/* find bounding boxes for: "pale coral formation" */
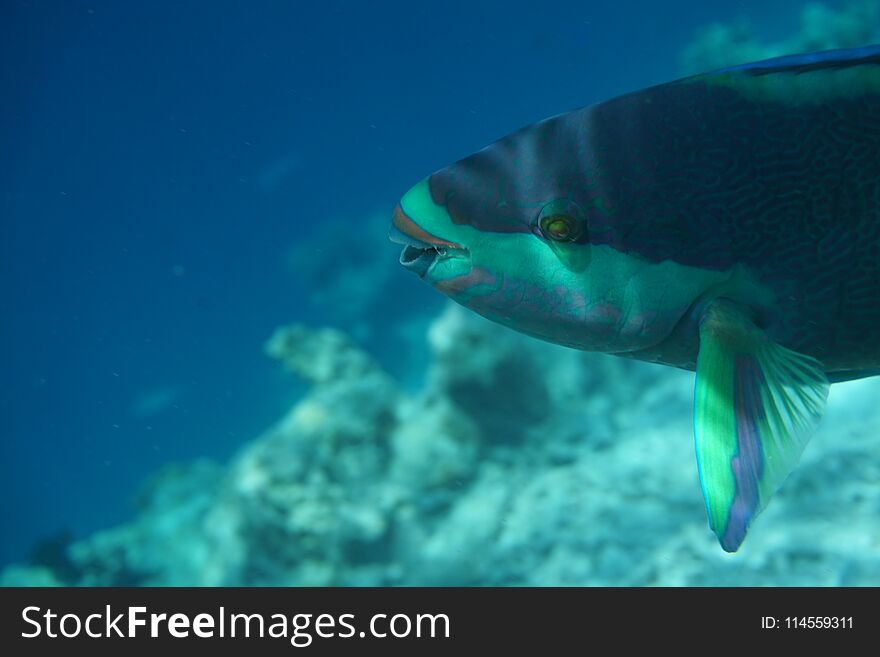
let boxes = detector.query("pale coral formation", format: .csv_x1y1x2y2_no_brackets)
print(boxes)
4,305,880,586
680,0,880,75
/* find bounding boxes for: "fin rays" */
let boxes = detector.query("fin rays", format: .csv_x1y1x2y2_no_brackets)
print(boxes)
695,301,829,551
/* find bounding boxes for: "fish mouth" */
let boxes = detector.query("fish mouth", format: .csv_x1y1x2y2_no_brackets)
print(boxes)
389,203,465,278
389,224,444,278
398,241,439,277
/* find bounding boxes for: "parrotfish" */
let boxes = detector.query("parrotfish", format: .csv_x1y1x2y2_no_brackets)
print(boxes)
390,45,880,552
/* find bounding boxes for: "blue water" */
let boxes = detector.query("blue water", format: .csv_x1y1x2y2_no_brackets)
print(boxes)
2,0,811,567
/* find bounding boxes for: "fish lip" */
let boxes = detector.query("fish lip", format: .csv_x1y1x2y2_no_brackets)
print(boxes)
388,205,468,278
390,203,464,250
390,225,461,278
388,223,433,249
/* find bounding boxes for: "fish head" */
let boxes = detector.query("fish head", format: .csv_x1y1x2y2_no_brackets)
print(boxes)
390,115,723,353
389,163,615,350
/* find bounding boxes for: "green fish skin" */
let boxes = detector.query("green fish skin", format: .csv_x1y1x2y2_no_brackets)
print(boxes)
390,45,880,552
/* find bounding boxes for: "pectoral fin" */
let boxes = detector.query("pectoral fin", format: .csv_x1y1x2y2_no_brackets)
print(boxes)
694,300,829,552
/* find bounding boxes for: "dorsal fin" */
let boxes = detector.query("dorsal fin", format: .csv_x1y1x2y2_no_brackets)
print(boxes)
715,44,880,77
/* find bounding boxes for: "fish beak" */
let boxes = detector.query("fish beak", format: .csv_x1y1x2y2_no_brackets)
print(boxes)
389,203,463,278
397,240,439,278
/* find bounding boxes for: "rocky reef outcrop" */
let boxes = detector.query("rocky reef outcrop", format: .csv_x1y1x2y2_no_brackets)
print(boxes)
5,304,879,586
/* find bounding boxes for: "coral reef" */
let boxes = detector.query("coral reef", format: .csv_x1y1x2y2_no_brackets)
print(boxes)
5,304,880,586
680,0,880,75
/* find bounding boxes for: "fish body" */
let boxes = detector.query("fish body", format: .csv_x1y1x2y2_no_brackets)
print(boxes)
391,45,880,551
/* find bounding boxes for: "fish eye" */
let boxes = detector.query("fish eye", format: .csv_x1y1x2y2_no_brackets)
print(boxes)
536,200,585,243
540,214,579,242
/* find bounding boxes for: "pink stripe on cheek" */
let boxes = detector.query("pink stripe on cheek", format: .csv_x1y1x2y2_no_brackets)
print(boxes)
589,302,622,324
434,267,498,296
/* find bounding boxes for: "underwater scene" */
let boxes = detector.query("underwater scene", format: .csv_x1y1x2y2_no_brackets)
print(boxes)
3,0,880,586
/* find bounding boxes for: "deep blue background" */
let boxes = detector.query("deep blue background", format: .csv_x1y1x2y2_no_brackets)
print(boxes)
1,0,803,566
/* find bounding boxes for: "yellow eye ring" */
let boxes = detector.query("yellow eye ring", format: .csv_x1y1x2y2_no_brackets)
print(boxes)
536,200,587,244
540,214,581,242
